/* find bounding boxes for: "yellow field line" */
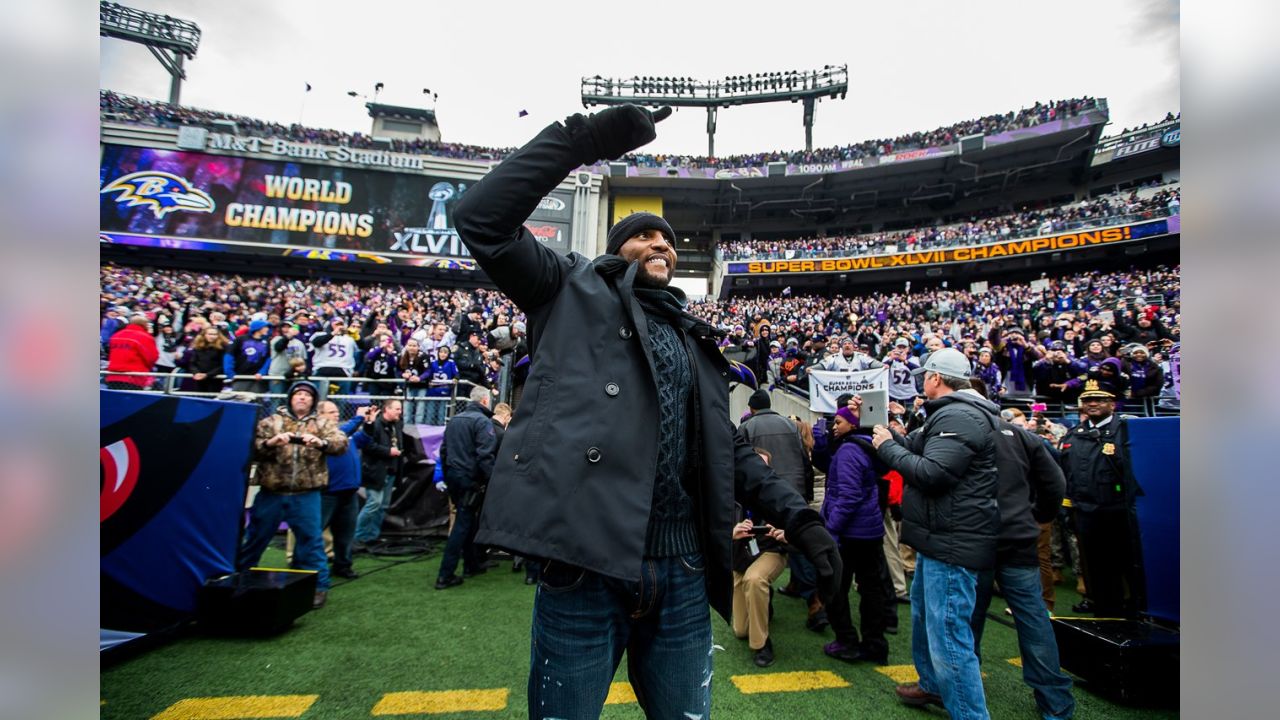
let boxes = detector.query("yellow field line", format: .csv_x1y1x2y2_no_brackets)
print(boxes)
875,665,920,684
730,670,850,694
605,682,637,705
248,567,317,575
150,695,318,720
372,689,509,715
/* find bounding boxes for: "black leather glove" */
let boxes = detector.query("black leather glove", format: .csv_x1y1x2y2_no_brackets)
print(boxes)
789,521,842,607
565,104,672,164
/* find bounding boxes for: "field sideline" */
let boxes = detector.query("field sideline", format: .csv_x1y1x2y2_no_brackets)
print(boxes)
101,542,1177,719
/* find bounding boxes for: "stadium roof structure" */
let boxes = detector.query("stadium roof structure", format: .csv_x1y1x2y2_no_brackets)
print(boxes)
583,67,849,156
365,102,438,124
99,1,201,104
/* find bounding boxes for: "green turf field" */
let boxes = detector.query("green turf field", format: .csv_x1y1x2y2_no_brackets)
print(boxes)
101,542,1177,719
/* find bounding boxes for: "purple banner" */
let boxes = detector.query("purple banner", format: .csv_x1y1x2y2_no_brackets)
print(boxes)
99,232,479,270
624,165,768,179
984,109,1109,147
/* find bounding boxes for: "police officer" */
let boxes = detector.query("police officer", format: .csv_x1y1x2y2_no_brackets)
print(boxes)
1058,379,1143,617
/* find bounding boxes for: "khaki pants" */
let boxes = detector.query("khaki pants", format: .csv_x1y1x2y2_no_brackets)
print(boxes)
1037,522,1055,612
732,552,787,651
882,509,908,598
286,527,334,563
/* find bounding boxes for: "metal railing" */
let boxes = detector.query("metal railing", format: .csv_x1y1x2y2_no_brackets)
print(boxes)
100,371,495,425
767,377,1178,421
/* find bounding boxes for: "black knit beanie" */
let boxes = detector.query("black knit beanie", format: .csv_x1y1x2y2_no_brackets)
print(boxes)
606,212,675,255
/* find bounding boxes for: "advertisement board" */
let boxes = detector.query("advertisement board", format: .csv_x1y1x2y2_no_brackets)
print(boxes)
726,217,1175,275
99,144,573,260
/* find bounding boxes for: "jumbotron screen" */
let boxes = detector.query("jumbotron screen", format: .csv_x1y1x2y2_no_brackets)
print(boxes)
98,144,574,261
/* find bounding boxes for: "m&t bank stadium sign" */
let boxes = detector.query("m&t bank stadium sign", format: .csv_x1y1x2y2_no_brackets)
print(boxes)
176,127,430,171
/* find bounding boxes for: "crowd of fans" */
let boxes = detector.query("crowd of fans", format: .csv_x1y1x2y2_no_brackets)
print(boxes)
101,261,1180,416
692,264,1181,411
100,91,514,160
101,90,1098,169
1103,111,1180,141
720,186,1179,260
99,265,529,423
627,98,1101,169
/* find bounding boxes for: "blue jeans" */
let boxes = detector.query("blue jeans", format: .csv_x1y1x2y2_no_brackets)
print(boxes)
425,393,449,425
788,548,817,600
353,476,396,543
972,563,1075,719
405,386,429,425
528,553,712,720
322,489,359,573
267,379,289,411
237,490,329,591
911,553,989,720
437,488,480,580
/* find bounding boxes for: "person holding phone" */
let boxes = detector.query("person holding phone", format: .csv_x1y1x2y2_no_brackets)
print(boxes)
731,489,789,667
238,380,348,609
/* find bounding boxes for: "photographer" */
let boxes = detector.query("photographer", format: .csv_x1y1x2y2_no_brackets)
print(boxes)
988,323,1042,398
237,381,348,609
731,505,788,667
352,399,404,548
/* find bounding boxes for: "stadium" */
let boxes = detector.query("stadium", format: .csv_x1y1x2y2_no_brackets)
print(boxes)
99,3,1180,719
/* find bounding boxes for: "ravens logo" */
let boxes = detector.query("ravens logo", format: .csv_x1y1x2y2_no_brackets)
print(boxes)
101,171,215,219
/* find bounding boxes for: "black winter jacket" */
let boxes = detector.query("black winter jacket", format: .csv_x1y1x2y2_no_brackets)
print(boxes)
359,415,402,491
453,119,819,621
992,421,1066,566
1059,416,1138,513
876,389,1001,571
443,401,497,492
736,409,812,501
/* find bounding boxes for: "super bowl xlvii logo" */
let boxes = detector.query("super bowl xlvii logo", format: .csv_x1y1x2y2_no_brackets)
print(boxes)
390,181,472,256
100,171,215,219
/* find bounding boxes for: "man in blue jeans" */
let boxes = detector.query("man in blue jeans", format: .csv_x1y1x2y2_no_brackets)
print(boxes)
353,399,403,547
871,348,1001,719
454,104,843,719
970,398,1076,719
238,381,348,609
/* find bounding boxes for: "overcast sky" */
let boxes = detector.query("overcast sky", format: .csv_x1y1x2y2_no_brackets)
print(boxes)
100,0,1179,157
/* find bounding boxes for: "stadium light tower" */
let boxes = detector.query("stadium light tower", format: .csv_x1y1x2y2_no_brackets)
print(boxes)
99,1,201,104
581,66,848,157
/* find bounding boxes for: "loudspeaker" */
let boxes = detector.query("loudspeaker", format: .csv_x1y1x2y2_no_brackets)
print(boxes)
197,569,317,636
1052,618,1178,705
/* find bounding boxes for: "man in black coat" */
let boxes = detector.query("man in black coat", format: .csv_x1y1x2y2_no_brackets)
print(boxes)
870,348,1000,718
453,104,841,719
435,386,497,589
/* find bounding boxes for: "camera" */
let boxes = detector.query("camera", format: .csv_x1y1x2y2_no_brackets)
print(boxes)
750,525,773,537
288,434,306,444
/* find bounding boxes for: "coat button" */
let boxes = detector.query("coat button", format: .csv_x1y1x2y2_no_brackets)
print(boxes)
619,326,633,339
513,453,519,461
605,382,620,397
586,447,602,463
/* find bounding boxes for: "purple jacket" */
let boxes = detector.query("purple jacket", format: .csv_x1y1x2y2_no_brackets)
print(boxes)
820,437,884,540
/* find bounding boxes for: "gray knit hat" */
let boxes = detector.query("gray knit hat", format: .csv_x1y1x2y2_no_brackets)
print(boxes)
606,212,675,255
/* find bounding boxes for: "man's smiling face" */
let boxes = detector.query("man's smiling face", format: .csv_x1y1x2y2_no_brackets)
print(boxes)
618,228,677,288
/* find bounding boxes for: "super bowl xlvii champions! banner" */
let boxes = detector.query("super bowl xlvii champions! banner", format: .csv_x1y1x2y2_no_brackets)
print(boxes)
807,368,888,414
